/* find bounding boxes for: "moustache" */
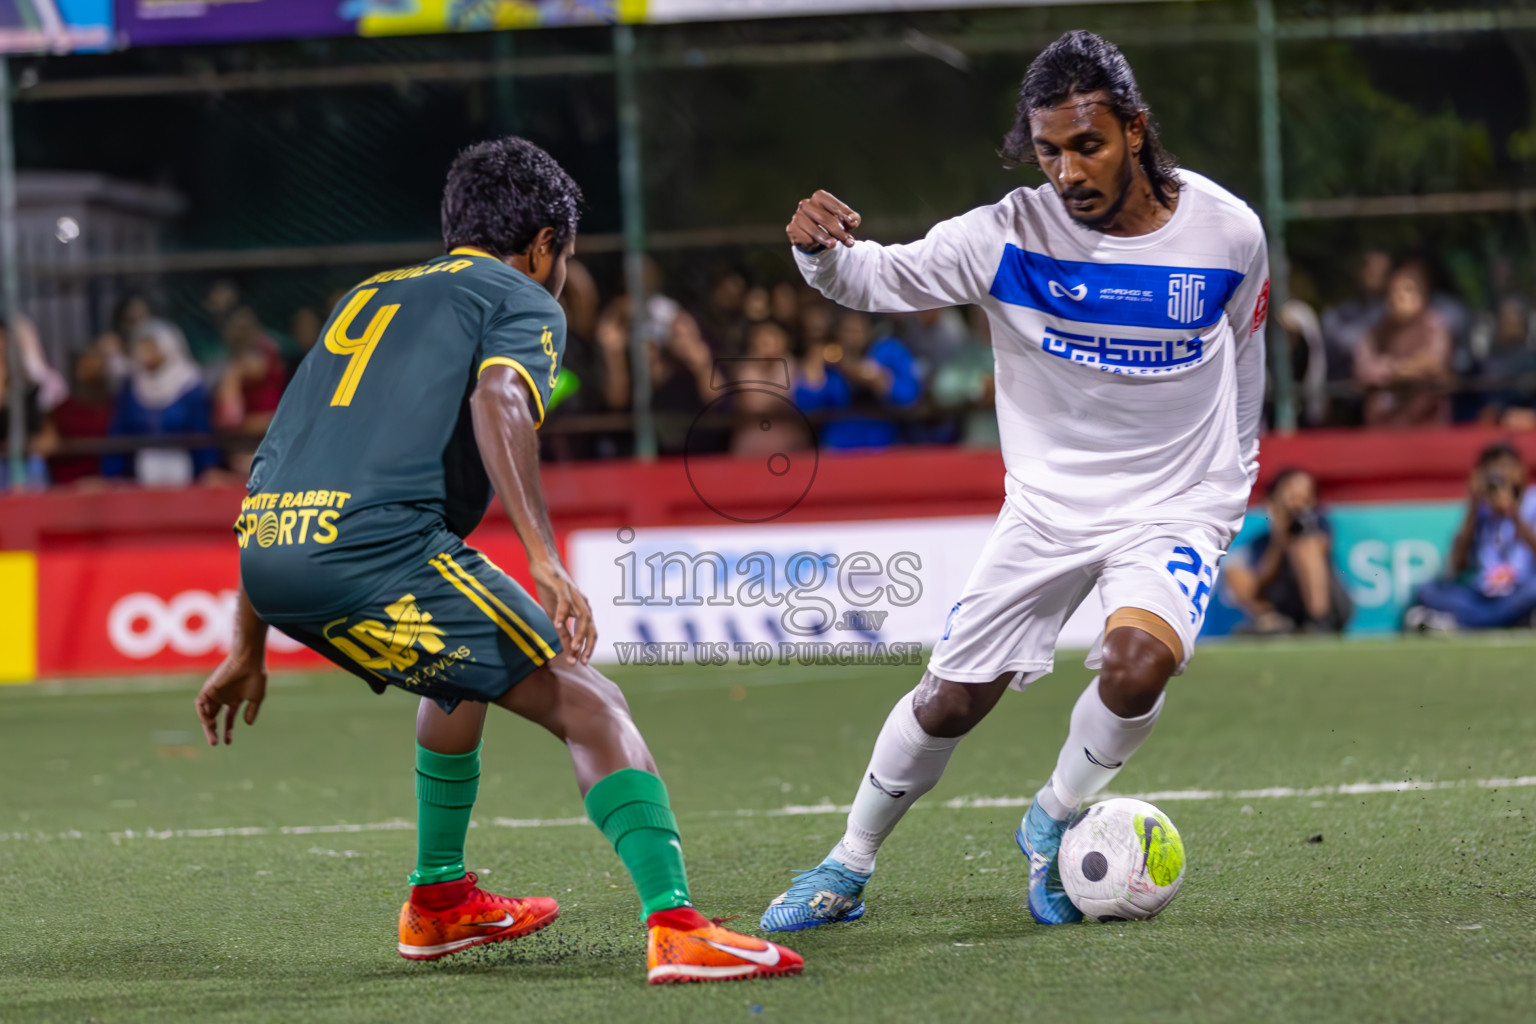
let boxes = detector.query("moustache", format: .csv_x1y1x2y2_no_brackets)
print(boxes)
1060,188,1102,202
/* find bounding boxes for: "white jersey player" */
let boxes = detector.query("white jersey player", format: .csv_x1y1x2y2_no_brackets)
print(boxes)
761,30,1269,931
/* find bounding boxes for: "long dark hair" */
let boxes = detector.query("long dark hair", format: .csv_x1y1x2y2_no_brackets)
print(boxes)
999,30,1180,209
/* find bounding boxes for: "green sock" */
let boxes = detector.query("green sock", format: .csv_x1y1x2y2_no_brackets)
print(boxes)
584,768,692,921
408,743,481,887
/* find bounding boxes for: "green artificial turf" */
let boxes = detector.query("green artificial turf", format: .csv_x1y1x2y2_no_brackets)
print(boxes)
2,637,1533,1023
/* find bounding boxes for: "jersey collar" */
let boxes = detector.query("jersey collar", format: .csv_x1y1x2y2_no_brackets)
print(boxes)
449,246,498,260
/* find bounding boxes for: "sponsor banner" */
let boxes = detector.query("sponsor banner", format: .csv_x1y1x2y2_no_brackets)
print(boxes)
114,0,636,47
114,0,1169,49
0,552,38,682
1,0,111,53
34,527,541,677
567,516,1108,666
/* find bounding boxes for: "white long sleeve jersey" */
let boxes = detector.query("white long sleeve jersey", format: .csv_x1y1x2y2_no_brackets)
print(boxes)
796,170,1269,540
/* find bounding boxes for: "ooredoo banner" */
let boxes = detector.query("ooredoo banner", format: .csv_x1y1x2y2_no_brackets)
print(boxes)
34,528,543,677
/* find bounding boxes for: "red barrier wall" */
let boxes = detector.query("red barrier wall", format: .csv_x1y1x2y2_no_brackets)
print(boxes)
3,427,1530,552
5,428,1530,678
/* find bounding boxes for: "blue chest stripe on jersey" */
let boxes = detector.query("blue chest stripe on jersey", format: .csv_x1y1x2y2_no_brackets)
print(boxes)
1043,327,1204,373
987,244,1243,331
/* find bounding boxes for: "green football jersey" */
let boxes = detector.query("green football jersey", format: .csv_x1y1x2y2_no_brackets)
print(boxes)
237,247,566,621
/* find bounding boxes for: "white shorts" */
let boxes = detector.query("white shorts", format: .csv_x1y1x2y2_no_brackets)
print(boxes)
927,501,1229,690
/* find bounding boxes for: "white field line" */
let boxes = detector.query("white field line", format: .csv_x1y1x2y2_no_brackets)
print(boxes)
0,776,1528,846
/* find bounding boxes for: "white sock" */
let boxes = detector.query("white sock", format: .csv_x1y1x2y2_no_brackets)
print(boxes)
830,690,960,874
1039,676,1164,819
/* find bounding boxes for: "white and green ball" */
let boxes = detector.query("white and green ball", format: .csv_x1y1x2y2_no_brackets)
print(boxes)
1057,797,1185,921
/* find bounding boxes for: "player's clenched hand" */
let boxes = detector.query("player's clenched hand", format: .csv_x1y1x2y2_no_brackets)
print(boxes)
787,190,861,254
194,656,267,747
532,559,597,665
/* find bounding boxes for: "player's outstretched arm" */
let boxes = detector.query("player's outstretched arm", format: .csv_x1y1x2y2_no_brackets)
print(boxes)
194,585,268,746
787,188,999,314
470,364,596,665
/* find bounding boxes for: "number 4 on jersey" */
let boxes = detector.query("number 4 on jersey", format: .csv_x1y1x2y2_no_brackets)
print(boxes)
325,288,401,407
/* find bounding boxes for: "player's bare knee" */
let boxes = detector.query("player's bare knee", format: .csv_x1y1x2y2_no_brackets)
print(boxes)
1099,629,1175,717
911,672,1008,738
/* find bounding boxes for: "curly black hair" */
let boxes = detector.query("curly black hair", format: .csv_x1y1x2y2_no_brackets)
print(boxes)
441,136,583,257
999,30,1180,209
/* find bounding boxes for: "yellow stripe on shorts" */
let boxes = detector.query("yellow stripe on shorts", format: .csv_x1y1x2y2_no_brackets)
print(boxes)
429,555,545,665
440,553,557,661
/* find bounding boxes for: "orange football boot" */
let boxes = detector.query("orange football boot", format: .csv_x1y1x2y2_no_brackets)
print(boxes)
397,873,559,960
646,907,804,984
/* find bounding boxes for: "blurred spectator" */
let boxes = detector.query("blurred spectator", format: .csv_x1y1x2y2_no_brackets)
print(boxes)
1406,442,1536,631
595,294,719,455
769,281,800,332
4,313,68,412
795,311,921,451
287,305,324,375
730,320,813,457
48,340,115,485
1474,295,1536,430
103,321,219,487
1223,468,1352,634
1354,262,1454,427
0,323,58,489
897,307,971,381
546,259,610,460
214,306,288,439
97,294,188,392
699,269,749,357
930,310,999,448
1321,248,1391,380
743,284,772,328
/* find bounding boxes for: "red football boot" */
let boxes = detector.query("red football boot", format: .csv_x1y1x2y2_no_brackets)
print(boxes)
646,907,804,984
397,873,559,960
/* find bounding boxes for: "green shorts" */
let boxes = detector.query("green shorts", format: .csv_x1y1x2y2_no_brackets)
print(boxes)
271,541,561,714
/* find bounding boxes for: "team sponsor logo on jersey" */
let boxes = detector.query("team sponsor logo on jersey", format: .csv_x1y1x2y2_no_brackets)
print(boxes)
1167,273,1207,324
324,594,447,673
1041,327,1206,375
988,245,1242,331
1252,278,1270,334
236,490,349,549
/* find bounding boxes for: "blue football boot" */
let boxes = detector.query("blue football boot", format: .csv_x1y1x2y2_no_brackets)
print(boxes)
760,856,870,932
1015,801,1083,925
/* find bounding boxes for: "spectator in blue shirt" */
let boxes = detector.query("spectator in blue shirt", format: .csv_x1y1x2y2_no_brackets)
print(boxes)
102,321,220,486
794,311,920,450
1408,442,1536,630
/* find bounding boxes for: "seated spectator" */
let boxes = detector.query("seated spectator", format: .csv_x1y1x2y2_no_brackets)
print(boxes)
96,293,179,392
594,294,719,456
1406,442,1536,631
1354,262,1454,427
730,320,813,457
699,268,749,357
1475,296,1536,430
930,310,999,449
1223,468,1353,634
1321,248,1390,379
795,311,920,451
48,340,115,485
897,307,972,381
103,322,219,487
0,322,58,489
214,306,288,439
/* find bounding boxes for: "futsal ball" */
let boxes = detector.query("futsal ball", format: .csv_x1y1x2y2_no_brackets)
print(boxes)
1057,798,1185,921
